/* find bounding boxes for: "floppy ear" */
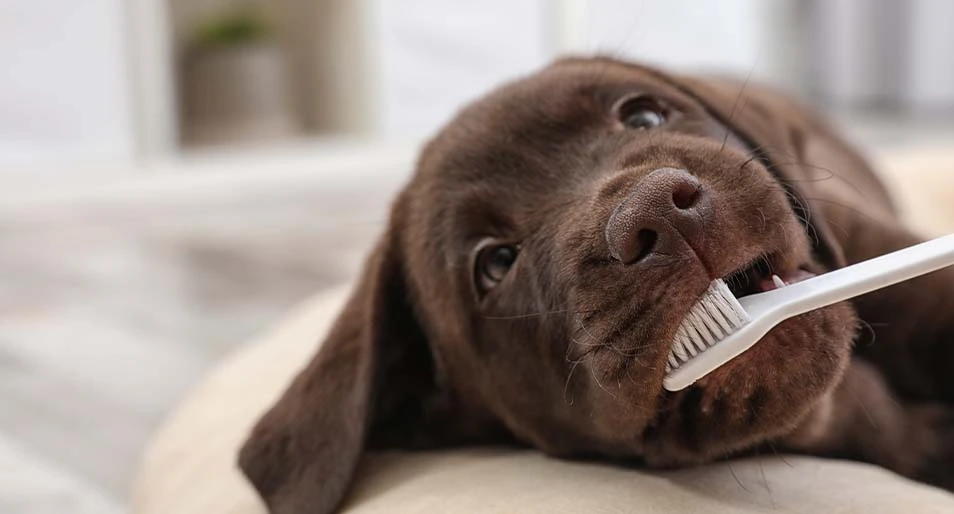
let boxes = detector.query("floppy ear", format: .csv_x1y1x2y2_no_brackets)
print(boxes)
237,198,441,514
664,74,851,269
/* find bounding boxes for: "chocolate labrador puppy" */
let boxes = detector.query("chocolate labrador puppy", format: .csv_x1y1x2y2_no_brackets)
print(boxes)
239,57,954,513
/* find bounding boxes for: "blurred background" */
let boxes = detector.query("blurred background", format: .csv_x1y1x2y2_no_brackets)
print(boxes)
2,0,954,512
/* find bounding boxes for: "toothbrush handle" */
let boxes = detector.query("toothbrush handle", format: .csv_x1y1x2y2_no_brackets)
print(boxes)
781,233,954,314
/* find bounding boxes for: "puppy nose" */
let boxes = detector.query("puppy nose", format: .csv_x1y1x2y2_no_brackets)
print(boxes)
605,168,711,265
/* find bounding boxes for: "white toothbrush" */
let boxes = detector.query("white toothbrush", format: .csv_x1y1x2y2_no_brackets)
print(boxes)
663,233,954,392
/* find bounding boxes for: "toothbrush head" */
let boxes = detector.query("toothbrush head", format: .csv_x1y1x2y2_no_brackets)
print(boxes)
664,279,750,391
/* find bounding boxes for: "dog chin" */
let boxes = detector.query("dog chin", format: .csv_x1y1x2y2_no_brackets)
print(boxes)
692,301,855,427
633,302,854,468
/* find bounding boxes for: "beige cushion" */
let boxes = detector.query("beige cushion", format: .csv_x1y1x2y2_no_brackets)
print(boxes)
875,147,954,237
131,147,954,514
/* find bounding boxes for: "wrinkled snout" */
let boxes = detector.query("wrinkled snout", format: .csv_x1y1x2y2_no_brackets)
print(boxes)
605,167,713,266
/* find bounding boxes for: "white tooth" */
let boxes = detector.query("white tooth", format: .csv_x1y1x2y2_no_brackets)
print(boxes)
772,274,786,289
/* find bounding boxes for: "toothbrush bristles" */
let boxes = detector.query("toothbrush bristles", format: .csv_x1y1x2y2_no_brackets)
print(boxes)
665,279,750,373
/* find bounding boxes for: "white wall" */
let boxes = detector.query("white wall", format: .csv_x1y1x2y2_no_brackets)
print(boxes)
0,0,135,168
585,0,771,75
372,0,786,140
905,0,954,111
374,0,553,139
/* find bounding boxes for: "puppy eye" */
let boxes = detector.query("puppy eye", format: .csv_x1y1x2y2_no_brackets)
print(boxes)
475,243,518,292
617,95,668,129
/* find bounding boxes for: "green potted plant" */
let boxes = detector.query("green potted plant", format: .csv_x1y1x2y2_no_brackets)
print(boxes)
181,9,299,146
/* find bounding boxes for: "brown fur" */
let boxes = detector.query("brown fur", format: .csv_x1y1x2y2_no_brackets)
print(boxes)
238,57,954,514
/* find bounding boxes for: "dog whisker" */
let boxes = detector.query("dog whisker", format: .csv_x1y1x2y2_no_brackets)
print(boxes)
727,461,752,493
756,449,776,509
766,441,795,468
588,360,619,401
484,308,574,320
563,357,584,405
720,73,754,154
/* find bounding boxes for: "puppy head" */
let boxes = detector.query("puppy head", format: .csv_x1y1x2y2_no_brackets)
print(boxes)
239,57,857,513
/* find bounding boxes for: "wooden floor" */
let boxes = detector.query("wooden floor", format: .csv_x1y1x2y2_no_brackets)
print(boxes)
1,117,953,512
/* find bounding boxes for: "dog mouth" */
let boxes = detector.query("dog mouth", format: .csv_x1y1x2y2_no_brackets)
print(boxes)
722,254,816,298
660,253,818,384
